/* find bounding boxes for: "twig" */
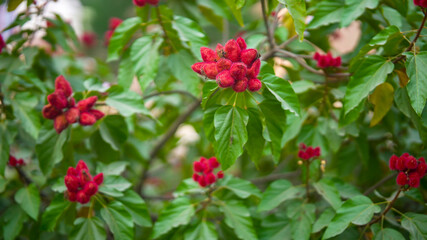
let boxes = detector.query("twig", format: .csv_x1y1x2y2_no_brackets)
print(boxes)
363,173,397,196
143,90,198,100
15,167,31,186
260,0,275,48
369,187,402,226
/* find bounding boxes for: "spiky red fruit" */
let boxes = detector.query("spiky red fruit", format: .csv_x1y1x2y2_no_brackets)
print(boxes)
104,30,113,46
208,157,219,168
9,155,17,166
216,44,225,58
76,190,90,204
236,37,247,50
55,75,73,97
217,171,224,179
233,78,248,92
42,104,62,119
81,32,97,48
241,49,258,66
54,114,69,133
193,161,204,172
192,173,200,182
89,109,104,120
77,96,98,112
246,59,261,79
206,172,216,184
146,0,159,5
0,35,5,53
67,167,78,176
133,0,146,7
48,92,68,110
191,62,205,74
66,190,77,202
408,172,420,188
79,112,96,126
406,156,418,170
198,175,207,187
65,107,80,124
64,175,80,192
216,58,232,72
84,181,98,196
224,39,241,62
230,63,247,80
79,169,92,186
200,47,218,62
93,173,104,185
216,70,235,88
389,155,398,170
202,62,218,79
248,78,262,92
76,160,89,172
396,172,408,186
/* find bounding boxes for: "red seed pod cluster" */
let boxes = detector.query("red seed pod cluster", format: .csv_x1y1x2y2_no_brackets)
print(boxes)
104,17,123,46
64,160,104,204
80,32,97,48
191,37,262,92
0,35,5,54
8,155,25,167
313,52,342,69
414,0,427,8
133,0,159,7
192,157,224,187
389,153,426,188
42,75,104,134
298,143,321,160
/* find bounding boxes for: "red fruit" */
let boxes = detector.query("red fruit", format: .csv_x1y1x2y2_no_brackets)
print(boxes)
333,57,342,67
200,157,208,163
192,173,200,182
217,171,224,179
202,62,218,79
216,44,225,58
216,58,232,72
241,49,258,66
93,173,104,185
230,63,247,80
79,112,96,125
89,109,104,120
76,160,89,171
203,164,213,174
54,114,69,134
0,35,5,53
313,52,321,61
200,47,218,62
208,157,220,168
84,181,98,196
396,172,408,186
298,150,309,160
317,56,327,68
68,97,76,108
418,157,425,163
417,162,427,177
396,156,407,171
306,147,314,158
299,143,307,150
109,17,123,30
216,70,235,88
79,169,92,186
81,32,97,48
76,190,90,204
133,0,146,7
67,167,78,176
64,175,80,192
191,62,205,74
104,30,113,46
206,172,216,184
224,39,241,62
408,172,420,188
55,75,73,97
77,96,98,112
17,159,25,166
233,78,248,92
9,155,17,166
406,156,418,170
248,78,262,92
66,190,77,202
48,92,68,110
42,104,62,120
193,161,204,172
246,59,261,79
389,155,398,170
198,175,207,187
65,107,80,124
146,0,159,5
236,37,247,50
313,147,321,157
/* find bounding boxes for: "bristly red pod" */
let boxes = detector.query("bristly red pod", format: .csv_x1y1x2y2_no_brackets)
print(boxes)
248,78,262,92
216,43,225,58
76,190,90,204
79,112,97,126
224,39,241,62
241,49,259,66
42,104,62,119
202,62,219,79
246,59,261,79
133,0,146,7
109,17,123,30
200,47,218,62
216,58,232,73
216,70,235,88
55,75,73,97
230,63,247,80
65,107,80,124
232,78,248,92
48,91,68,110
77,96,98,112
89,109,105,120
191,62,205,74
146,0,159,5
93,173,104,185
54,114,69,133
236,37,247,50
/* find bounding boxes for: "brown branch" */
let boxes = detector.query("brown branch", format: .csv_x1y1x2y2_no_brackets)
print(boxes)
368,187,402,226
15,166,32,186
260,0,275,48
363,173,397,196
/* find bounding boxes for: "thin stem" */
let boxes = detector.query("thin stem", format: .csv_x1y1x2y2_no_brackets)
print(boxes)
260,0,275,48
369,187,402,226
363,173,397,196
15,167,31,186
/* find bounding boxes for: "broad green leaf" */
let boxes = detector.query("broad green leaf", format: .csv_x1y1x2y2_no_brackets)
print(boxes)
0,125,10,175
14,184,41,220
224,0,244,26
259,214,292,240
369,82,394,126
100,201,134,240
373,228,405,240
117,190,152,227
342,0,379,27
98,186,124,197
258,180,305,212
307,0,344,29
219,200,257,240
108,17,142,61
401,212,427,240
405,52,427,115
203,106,218,143
12,101,40,140
36,123,67,175
245,108,265,165
151,197,195,239
185,220,218,240
103,175,132,192
344,55,394,114
214,105,249,170
312,208,335,233
172,16,209,58
168,50,200,97
279,0,306,41
174,178,204,197
106,85,151,117
70,217,107,240
3,205,28,240
99,115,128,151
287,202,315,240
41,195,73,231
282,112,306,147
259,100,287,163
262,74,300,116
219,176,261,199
117,49,135,89
323,195,381,239
202,81,218,109
313,178,342,210
96,161,128,176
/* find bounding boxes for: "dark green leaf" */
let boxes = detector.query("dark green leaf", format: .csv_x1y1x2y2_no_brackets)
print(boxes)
258,180,305,212
342,0,379,27
313,178,342,210
99,115,128,151
36,123,67,176
70,217,107,240
15,184,41,220
219,175,261,199
103,175,132,192
41,195,72,231
404,52,427,115
118,49,135,89
278,0,306,41
262,74,300,116
245,108,265,165
172,16,209,58
373,228,405,240
219,200,257,240
174,178,204,197
224,0,244,26
287,202,315,240
184,220,218,240
259,214,292,240
108,17,142,61
307,0,344,29
3,205,28,240
106,85,151,117
100,201,134,240
117,190,152,227
312,208,335,233
168,50,200,97
401,212,427,240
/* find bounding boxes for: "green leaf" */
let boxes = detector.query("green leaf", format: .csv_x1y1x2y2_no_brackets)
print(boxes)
99,115,128,151
219,200,258,240
313,178,342,210
14,184,41,220
245,108,265,165
224,0,244,26
3,205,28,240
258,180,305,212
99,186,124,197
36,123,67,175
202,81,218,109
12,101,40,140
259,100,287,163
282,112,306,147
0,125,10,176
405,52,427,115
185,220,218,240
172,16,209,58
342,0,379,27
307,0,344,29
174,178,204,197
373,228,405,240
70,217,107,240
151,197,195,239
117,49,135,89
369,82,394,126
168,50,200,97
344,55,394,115
287,202,315,240
100,201,134,240
96,161,128,176
106,85,151,117
103,175,132,192
259,214,292,240
117,190,152,227
262,74,300,116
278,0,306,41
323,195,381,239
214,105,249,170
219,175,261,199
312,208,335,233
401,212,427,240
41,195,72,231
108,17,142,61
